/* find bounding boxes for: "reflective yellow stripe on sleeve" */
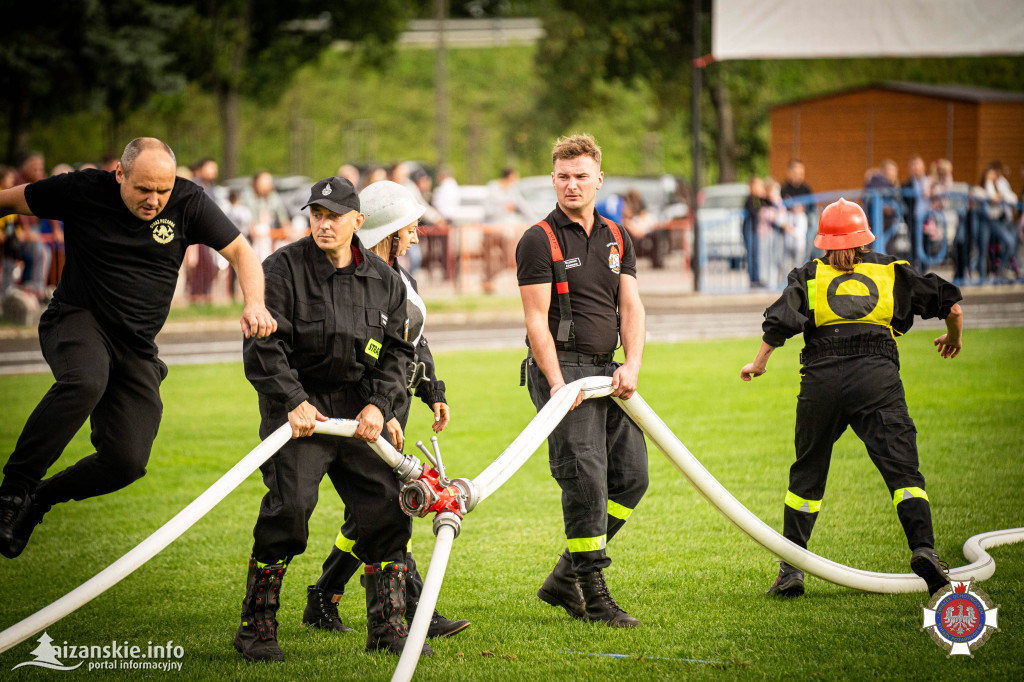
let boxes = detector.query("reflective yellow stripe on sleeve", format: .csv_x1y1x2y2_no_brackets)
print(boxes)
566,534,607,553
334,531,356,555
806,279,816,311
785,490,822,514
607,500,634,520
893,487,929,508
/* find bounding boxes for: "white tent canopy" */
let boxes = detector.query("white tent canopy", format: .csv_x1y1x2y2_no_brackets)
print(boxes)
712,0,1024,61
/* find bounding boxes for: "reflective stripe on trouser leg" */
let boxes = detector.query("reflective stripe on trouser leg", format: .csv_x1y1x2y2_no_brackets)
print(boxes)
784,490,822,513
605,498,636,544
893,490,934,551
567,535,607,554
335,530,357,555
892,487,929,507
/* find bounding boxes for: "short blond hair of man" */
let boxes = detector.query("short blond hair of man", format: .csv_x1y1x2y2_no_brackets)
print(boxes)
552,133,602,167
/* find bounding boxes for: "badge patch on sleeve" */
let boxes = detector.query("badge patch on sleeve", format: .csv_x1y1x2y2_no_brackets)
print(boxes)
365,338,382,359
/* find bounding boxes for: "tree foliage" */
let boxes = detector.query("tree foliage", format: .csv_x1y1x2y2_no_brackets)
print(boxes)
168,0,417,176
0,0,188,162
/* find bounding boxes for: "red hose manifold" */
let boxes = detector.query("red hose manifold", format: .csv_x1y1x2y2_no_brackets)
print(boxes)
398,463,466,519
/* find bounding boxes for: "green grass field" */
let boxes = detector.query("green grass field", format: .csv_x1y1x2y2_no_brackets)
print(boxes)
1,329,1022,680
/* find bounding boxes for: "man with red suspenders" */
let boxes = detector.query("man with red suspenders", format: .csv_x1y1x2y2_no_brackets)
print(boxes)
515,133,649,627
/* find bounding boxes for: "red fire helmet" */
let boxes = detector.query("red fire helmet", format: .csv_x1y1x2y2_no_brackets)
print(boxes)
813,198,875,250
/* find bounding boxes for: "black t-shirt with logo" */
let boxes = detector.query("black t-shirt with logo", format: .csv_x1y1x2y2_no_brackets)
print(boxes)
516,205,637,354
24,169,240,355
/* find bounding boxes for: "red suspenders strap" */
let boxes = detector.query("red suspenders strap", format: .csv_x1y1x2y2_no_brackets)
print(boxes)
604,218,624,256
536,220,575,347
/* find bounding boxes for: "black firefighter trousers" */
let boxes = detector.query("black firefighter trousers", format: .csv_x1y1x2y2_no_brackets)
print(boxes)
251,387,411,566
0,303,166,505
527,358,649,574
785,353,935,552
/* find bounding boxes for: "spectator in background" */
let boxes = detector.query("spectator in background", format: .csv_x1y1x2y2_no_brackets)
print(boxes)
186,158,226,300
225,189,253,299
743,176,767,287
972,163,1019,280
483,168,528,293
902,155,932,252
361,167,388,189
763,180,795,288
430,166,460,281
928,159,970,280
1,166,21,295
100,154,119,172
176,165,194,180
431,165,460,222
14,153,51,297
244,170,291,261
863,159,901,256
193,158,222,205
780,159,815,261
338,164,361,189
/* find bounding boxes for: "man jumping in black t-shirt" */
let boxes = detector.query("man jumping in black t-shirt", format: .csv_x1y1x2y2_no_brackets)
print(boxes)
0,137,276,559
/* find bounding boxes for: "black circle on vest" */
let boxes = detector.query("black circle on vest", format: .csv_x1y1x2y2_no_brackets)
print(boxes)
826,273,879,319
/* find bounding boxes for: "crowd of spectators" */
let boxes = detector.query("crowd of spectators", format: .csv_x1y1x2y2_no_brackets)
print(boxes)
4,150,1021,313
741,159,816,288
739,156,1023,288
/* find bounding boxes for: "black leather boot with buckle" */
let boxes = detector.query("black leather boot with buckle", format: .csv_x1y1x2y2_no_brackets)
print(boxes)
364,563,432,656
234,556,287,662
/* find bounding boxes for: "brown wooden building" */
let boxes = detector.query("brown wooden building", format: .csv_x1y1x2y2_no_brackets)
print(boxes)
769,82,1024,193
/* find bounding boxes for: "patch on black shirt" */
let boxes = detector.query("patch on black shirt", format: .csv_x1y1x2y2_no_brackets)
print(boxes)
24,169,241,354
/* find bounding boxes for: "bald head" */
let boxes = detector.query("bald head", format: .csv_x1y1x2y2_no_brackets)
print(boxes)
121,137,176,177
116,138,178,220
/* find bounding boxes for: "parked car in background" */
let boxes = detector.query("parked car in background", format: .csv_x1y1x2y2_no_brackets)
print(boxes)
696,182,747,265
448,184,489,225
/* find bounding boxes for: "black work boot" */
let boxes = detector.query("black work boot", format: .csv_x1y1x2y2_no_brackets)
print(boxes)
406,599,471,638
910,547,950,597
577,569,641,627
234,557,287,662
0,494,28,559
537,550,586,619
364,563,432,656
302,585,353,632
404,552,470,638
766,561,805,597
0,493,49,559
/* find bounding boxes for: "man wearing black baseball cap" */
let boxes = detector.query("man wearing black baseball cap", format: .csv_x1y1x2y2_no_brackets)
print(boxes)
235,177,425,662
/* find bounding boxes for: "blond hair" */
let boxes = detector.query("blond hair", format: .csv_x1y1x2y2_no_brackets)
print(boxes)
370,238,394,263
552,133,602,166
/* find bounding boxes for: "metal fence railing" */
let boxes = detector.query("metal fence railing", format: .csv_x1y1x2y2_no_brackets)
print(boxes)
696,188,1023,294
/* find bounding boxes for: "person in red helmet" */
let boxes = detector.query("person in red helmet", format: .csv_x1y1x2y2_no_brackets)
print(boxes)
740,197,964,598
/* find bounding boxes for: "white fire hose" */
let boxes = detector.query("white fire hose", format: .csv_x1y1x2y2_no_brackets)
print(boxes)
2,376,1020,681
0,418,417,656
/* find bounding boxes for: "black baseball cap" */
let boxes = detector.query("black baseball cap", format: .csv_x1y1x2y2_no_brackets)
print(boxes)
302,177,360,215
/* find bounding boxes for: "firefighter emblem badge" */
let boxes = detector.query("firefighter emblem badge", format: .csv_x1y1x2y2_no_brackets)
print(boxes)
150,219,175,245
607,241,620,274
921,580,1000,656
